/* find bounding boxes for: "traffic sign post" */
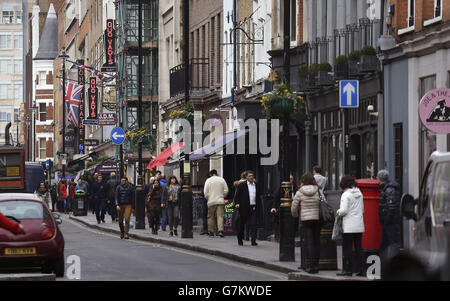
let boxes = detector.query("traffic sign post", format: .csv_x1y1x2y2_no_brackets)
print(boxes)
339,80,359,108
111,127,126,145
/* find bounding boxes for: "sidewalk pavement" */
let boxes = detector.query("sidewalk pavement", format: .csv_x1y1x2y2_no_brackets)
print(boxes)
67,213,369,281
0,274,55,281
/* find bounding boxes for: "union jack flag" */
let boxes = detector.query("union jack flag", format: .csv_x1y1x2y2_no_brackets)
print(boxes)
64,81,83,128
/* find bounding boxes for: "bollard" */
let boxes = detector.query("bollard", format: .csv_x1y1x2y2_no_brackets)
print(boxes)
279,181,295,261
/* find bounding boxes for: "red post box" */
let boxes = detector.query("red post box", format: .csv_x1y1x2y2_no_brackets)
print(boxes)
356,179,382,250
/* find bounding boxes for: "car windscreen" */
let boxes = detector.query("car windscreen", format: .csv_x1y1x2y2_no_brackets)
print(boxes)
0,200,51,221
432,162,450,225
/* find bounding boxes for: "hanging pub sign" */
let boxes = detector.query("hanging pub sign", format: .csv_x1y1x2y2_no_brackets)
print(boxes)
77,59,85,155
88,77,98,120
102,19,116,73
419,88,450,134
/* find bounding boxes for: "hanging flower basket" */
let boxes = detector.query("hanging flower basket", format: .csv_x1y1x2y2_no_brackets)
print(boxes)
168,103,205,125
260,83,306,119
125,127,154,146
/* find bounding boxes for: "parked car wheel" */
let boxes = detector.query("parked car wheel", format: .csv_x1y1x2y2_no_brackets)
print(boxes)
382,252,428,281
54,257,65,277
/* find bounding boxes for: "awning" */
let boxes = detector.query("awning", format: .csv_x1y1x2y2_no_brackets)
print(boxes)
95,159,119,175
146,142,184,170
190,128,249,161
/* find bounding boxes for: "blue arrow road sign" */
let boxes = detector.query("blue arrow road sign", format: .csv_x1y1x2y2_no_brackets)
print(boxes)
111,127,126,145
339,80,359,108
45,160,50,170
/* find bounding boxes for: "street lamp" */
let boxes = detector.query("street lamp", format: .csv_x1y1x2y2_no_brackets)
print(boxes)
58,49,69,179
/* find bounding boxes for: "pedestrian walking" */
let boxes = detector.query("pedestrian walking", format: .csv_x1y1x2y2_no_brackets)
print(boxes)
68,179,75,212
162,176,181,236
50,184,57,212
115,177,135,239
376,169,401,262
107,172,120,222
291,172,321,274
204,169,229,238
336,175,365,277
35,182,51,210
234,172,250,240
91,174,108,224
89,173,99,214
159,174,168,231
234,170,259,246
59,179,68,214
313,165,328,192
75,178,88,194
146,179,164,235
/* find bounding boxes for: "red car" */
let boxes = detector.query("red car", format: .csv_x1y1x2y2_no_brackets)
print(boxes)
0,193,65,277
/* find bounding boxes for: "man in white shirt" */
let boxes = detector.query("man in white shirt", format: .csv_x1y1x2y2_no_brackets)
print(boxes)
203,169,229,237
234,171,259,246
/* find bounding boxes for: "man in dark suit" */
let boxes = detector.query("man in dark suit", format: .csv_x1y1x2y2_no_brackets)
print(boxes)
234,170,259,246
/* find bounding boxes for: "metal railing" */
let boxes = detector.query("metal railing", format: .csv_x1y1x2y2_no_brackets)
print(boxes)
169,58,209,98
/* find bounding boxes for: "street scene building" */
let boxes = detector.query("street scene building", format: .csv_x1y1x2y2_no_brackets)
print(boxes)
0,0,449,283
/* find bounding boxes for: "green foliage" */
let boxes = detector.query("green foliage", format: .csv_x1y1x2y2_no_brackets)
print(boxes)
260,83,306,119
360,45,377,56
309,63,318,75
85,155,110,169
335,55,348,65
298,65,309,78
318,62,332,72
348,50,361,61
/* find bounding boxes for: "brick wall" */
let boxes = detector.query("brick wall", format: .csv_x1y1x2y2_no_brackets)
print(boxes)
444,0,450,21
297,0,303,45
46,138,54,158
46,103,53,120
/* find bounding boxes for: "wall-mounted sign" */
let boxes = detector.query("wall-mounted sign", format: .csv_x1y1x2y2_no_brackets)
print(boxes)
419,88,450,134
85,139,99,147
88,77,98,119
98,113,116,125
83,119,99,125
77,59,85,155
102,19,116,72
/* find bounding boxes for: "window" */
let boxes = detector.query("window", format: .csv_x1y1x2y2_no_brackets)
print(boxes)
14,58,22,74
15,10,22,24
14,108,19,122
435,0,442,18
14,81,22,99
290,0,297,45
0,82,13,99
39,103,46,122
0,34,11,49
0,112,11,122
432,162,450,226
408,0,414,27
39,138,46,159
2,10,14,24
0,57,11,73
38,71,46,86
14,34,22,49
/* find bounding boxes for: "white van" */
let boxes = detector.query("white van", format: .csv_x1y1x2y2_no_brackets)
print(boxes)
384,151,450,280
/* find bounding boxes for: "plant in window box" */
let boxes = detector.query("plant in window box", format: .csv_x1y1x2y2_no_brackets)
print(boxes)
359,45,378,73
348,50,361,76
125,127,155,149
334,55,348,79
168,103,205,125
306,63,318,88
260,83,306,119
317,62,333,86
298,65,309,91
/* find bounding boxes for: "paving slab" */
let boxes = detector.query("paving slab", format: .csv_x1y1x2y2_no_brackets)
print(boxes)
67,213,369,281
0,274,55,281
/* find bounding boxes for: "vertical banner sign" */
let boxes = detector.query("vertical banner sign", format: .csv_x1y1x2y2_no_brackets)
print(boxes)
77,60,85,155
88,77,98,119
103,19,116,69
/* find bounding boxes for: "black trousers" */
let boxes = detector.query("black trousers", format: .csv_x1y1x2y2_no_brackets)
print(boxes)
302,220,321,270
94,199,107,222
342,233,363,272
237,206,257,242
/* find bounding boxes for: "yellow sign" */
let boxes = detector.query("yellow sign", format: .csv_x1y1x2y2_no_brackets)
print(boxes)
7,167,20,177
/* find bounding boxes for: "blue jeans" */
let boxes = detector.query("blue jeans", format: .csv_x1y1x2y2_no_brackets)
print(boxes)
64,198,71,212
160,208,167,230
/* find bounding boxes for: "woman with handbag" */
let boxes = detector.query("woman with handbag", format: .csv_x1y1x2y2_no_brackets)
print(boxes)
291,172,321,274
336,175,365,277
146,179,164,235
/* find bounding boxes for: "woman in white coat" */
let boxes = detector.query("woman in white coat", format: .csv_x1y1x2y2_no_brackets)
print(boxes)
336,175,365,277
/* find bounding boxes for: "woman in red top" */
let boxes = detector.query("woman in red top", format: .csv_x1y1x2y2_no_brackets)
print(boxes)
0,212,25,234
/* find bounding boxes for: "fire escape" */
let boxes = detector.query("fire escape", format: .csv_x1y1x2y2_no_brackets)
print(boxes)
115,0,158,142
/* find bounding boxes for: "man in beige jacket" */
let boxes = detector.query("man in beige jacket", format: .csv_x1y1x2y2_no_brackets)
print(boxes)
203,169,229,237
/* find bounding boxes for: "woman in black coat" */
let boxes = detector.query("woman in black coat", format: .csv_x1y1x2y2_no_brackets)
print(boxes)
146,180,164,235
